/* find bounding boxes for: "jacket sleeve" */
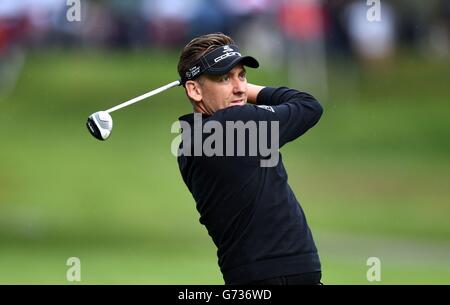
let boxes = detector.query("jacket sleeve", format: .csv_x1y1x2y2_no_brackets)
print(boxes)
255,87,323,147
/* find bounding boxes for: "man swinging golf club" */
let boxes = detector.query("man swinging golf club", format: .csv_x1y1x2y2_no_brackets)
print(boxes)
176,33,324,285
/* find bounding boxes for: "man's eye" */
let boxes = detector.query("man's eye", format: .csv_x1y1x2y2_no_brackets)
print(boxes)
240,73,246,80
221,76,230,82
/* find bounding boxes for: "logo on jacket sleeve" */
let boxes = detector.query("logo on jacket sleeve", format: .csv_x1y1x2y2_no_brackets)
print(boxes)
257,105,275,113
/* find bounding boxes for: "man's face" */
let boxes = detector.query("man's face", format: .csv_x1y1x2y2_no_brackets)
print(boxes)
196,64,247,115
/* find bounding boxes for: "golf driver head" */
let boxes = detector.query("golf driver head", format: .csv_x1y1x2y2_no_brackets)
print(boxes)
86,111,113,140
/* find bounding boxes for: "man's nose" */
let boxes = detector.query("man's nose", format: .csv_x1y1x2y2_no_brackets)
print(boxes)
232,78,246,94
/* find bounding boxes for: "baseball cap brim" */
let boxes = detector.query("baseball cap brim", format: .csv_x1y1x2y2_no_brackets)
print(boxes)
204,55,259,76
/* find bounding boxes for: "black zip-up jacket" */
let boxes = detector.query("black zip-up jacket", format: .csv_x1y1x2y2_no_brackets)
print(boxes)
177,87,323,284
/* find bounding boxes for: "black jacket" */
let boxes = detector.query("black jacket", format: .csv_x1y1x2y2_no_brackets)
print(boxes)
177,87,323,284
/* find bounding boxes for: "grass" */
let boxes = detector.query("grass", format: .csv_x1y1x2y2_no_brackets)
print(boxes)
0,49,449,284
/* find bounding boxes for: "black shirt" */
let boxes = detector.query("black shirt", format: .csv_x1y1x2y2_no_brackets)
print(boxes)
177,87,323,284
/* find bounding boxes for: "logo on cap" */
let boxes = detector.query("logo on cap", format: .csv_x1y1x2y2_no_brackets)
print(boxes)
223,45,234,52
214,46,241,63
186,65,201,79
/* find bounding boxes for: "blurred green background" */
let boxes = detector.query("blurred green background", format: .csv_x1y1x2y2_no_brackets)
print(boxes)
1,49,449,284
1,0,450,285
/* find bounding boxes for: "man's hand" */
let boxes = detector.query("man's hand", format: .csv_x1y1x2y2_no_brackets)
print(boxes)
247,83,265,104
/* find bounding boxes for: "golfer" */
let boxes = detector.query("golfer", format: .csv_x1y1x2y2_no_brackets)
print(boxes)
176,33,323,285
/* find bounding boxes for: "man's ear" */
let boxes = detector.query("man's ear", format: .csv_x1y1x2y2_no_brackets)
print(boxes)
185,80,202,103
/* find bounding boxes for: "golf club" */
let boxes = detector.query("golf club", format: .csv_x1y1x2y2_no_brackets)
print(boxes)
86,80,181,140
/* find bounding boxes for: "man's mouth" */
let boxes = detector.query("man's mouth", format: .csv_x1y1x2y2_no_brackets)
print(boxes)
230,99,245,106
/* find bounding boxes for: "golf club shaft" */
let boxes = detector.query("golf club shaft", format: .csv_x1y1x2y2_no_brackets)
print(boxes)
105,80,181,114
